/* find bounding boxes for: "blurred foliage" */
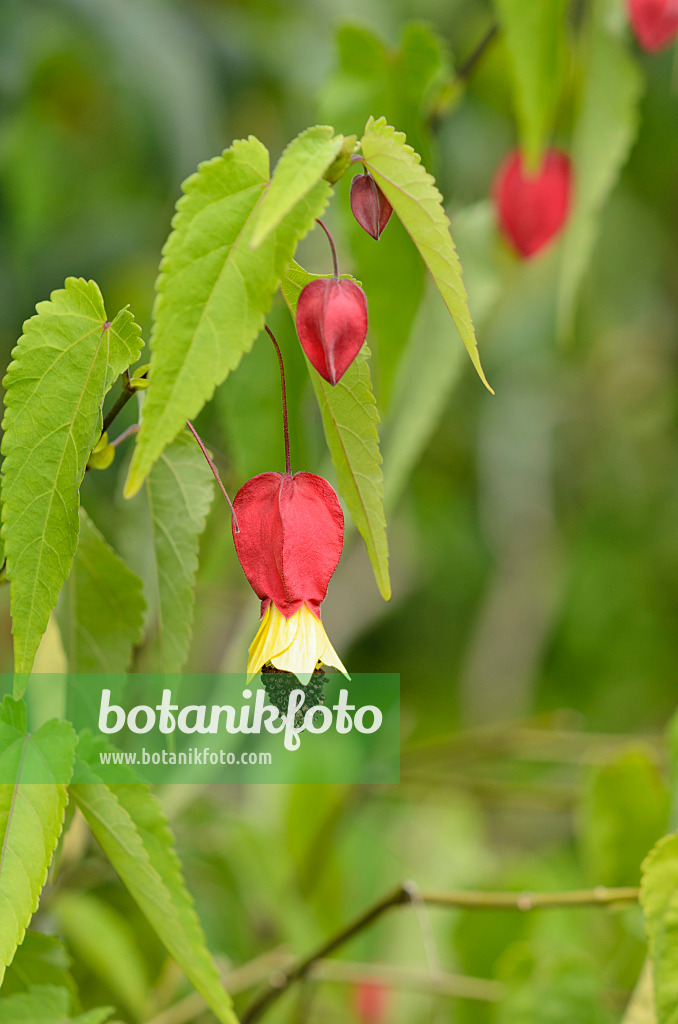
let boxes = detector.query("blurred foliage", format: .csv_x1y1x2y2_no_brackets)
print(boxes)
2,0,678,1021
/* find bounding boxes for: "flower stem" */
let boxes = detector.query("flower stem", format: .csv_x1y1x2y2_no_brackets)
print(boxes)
316,218,339,279
186,419,239,532
265,325,291,475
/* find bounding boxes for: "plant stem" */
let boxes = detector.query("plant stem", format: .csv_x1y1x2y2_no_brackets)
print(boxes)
456,23,499,82
102,385,134,434
111,423,139,447
264,325,291,475
186,420,239,532
316,218,339,279
239,883,639,1023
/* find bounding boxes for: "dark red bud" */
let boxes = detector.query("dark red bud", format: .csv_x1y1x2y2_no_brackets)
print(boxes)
350,172,393,239
493,148,572,259
232,471,344,618
353,981,389,1024
296,278,368,385
628,0,678,50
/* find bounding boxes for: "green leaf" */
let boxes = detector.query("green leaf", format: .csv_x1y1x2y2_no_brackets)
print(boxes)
125,135,332,497
493,0,569,168
54,891,150,1019
70,742,237,1024
1,278,143,680
359,117,492,392
2,932,75,999
622,962,656,1024
0,985,112,1024
56,510,145,673
145,431,214,672
250,125,344,248
641,832,678,1024
0,707,76,984
558,23,643,335
281,262,390,600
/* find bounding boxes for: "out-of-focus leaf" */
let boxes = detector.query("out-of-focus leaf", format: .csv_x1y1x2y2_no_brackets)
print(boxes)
360,117,491,392
145,432,214,672
622,962,656,1024
280,262,390,600
56,510,145,673
497,943,612,1024
1,278,143,681
641,832,678,1024
251,125,343,247
0,700,76,984
493,0,569,168
70,738,238,1024
125,136,331,497
0,985,112,1024
558,22,643,334
2,932,74,998
54,891,150,1020
580,747,669,888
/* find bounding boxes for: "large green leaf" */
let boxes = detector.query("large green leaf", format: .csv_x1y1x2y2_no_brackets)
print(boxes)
70,739,237,1024
145,431,214,672
641,833,678,1024
1,278,143,680
558,22,643,335
250,125,344,248
280,262,390,600
493,0,569,168
0,985,112,1024
56,510,145,673
0,699,76,984
125,135,332,497
359,117,491,392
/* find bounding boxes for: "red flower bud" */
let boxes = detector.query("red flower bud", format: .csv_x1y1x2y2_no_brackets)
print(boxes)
296,277,368,385
350,172,393,239
353,981,389,1024
232,471,343,619
493,148,572,259
628,0,678,50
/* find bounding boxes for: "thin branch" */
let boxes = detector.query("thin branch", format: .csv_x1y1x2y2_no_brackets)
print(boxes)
456,23,499,82
264,325,291,475
111,423,139,448
186,419,239,532
239,884,639,1023
316,218,339,279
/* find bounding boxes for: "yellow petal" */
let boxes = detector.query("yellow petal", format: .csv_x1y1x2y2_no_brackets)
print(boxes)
246,604,350,685
246,604,297,684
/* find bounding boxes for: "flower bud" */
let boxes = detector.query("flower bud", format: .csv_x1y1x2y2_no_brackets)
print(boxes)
353,981,389,1024
628,0,678,50
296,277,368,385
350,172,393,239
493,148,572,259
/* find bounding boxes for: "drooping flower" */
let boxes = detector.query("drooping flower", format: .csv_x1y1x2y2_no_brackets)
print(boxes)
232,470,349,685
296,276,368,385
350,170,393,239
493,148,572,259
628,0,678,51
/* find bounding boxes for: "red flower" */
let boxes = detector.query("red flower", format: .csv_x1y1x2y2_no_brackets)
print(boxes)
296,277,368,386
493,148,572,259
353,981,389,1023
628,0,678,50
350,171,393,239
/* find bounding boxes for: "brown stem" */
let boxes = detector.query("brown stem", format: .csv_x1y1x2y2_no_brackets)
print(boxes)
186,420,239,532
456,23,499,82
316,218,339,279
264,325,291,475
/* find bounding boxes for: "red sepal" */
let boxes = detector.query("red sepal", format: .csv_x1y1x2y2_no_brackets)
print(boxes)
493,148,572,259
628,0,678,50
296,278,368,385
350,172,393,239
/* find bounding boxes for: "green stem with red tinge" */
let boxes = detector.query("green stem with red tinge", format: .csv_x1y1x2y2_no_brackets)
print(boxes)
265,325,291,475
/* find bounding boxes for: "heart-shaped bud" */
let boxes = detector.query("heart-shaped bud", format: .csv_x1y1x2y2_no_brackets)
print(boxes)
628,0,678,50
353,981,389,1024
493,148,572,259
232,471,344,619
296,277,368,385
350,171,393,239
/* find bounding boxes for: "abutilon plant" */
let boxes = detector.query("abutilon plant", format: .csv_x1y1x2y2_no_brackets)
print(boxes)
493,148,573,259
231,326,349,686
628,0,678,50
350,169,393,239
295,219,368,385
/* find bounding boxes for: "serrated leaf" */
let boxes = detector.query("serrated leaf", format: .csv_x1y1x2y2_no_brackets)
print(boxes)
281,262,390,600
2,932,74,999
250,125,343,248
56,510,145,673
125,136,332,497
558,23,643,335
1,278,143,681
0,985,112,1024
70,740,237,1024
0,708,76,984
494,0,569,168
360,117,492,392
145,431,214,672
641,833,678,1024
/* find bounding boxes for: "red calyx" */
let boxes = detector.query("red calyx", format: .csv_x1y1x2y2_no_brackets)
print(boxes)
350,171,393,239
493,148,572,259
353,981,389,1024
232,471,344,618
296,277,368,385
628,0,678,50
